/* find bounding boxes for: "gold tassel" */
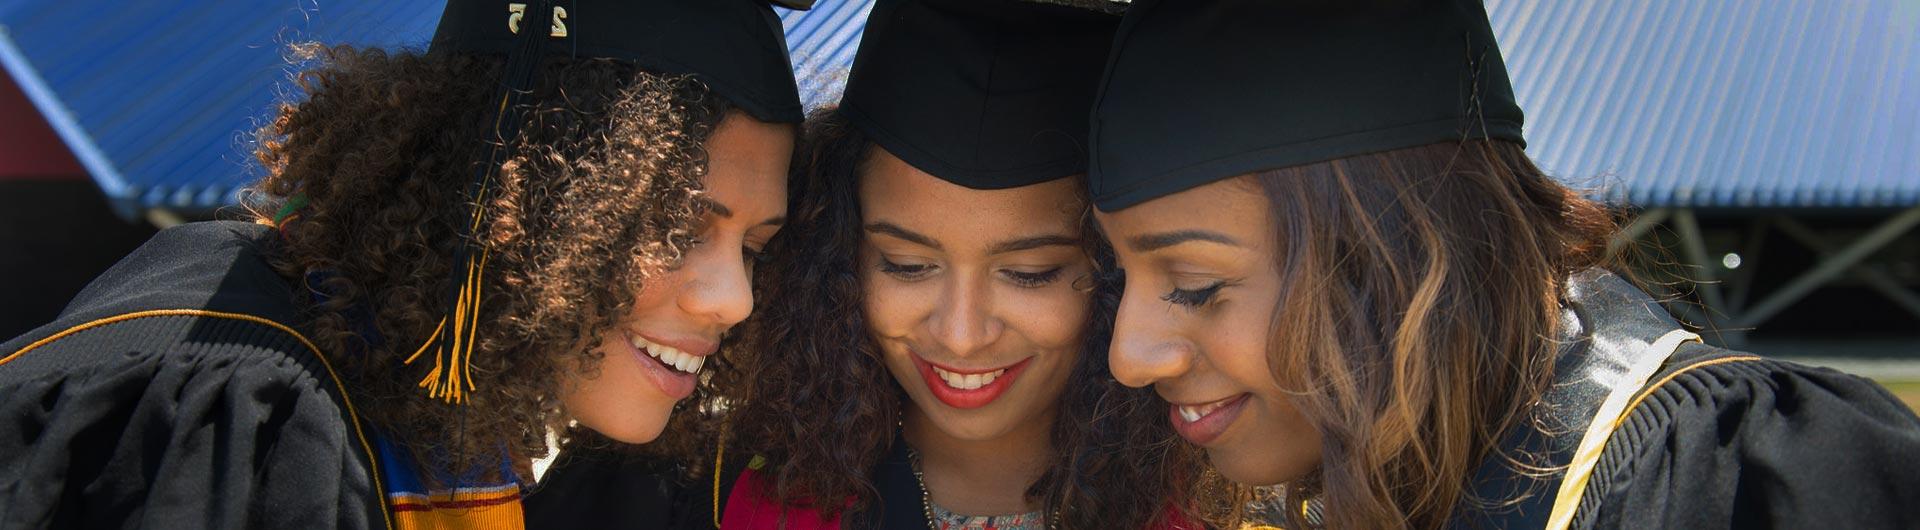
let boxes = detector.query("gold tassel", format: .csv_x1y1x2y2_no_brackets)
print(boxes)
404,12,540,404
404,180,496,404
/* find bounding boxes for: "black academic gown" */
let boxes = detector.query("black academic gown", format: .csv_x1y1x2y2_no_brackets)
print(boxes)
1445,270,1920,529
0,221,391,530
524,435,935,530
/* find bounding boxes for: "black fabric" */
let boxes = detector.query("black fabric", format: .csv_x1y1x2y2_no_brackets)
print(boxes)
522,442,722,530
0,222,385,529
525,437,938,529
1087,0,1526,211
841,0,1119,189
850,438,930,529
429,0,804,123
1570,343,1920,529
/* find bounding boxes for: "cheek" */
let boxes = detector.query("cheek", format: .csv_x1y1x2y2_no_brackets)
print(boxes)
1001,285,1092,352
860,275,928,341
628,269,681,314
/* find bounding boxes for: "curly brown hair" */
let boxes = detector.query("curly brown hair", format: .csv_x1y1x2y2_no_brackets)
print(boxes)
247,43,743,480
711,108,1207,529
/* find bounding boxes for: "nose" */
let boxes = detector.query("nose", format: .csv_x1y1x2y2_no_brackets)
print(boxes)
678,244,755,327
1108,289,1195,388
927,274,1003,358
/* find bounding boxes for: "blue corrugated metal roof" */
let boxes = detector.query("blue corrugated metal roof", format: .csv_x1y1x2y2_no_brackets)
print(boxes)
2,0,1914,214
1487,0,1920,208
0,0,444,217
0,0,868,218
780,0,872,111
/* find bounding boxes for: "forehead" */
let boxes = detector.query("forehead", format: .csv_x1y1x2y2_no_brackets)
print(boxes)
859,147,1085,243
703,112,793,212
1095,176,1269,243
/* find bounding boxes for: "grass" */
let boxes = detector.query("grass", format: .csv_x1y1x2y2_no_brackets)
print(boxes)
1877,380,1920,413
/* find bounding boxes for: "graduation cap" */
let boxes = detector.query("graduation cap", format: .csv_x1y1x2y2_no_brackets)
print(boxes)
839,0,1121,189
1087,0,1526,211
408,0,805,404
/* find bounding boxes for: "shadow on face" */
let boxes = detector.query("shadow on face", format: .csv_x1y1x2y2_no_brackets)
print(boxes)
563,109,792,444
1095,175,1322,486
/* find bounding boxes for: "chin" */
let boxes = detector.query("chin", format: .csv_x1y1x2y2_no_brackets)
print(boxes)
1208,446,1306,487
579,410,672,445
925,411,1019,441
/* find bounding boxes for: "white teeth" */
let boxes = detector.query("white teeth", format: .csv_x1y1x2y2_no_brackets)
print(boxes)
929,365,1007,391
1177,399,1231,423
630,335,703,375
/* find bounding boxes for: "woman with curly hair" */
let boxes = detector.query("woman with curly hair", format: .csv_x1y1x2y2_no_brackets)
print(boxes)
528,1,1207,529
0,1,805,529
1089,1,1920,529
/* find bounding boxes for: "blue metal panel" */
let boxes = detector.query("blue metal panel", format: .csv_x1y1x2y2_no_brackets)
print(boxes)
0,0,441,217
0,0,865,217
1487,0,1920,208
2,0,1914,213
779,0,872,111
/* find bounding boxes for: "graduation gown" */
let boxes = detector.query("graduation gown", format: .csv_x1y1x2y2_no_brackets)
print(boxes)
525,437,944,530
527,435,1200,529
1446,270,1920,529
0,221,393,529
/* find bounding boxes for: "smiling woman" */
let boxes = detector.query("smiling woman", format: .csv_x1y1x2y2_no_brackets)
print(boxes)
693,0,1208,525
1088,1,1920,529
0,1,803,529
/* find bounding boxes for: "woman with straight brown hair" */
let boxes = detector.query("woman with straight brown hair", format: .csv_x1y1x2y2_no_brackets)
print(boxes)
1084,1,1920,528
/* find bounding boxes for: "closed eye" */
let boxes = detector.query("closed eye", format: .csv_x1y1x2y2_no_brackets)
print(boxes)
1161,281,1226,308
878,258,935,281
1003,267,1064,288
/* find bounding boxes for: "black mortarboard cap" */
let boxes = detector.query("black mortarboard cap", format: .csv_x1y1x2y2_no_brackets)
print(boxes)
841,0,1120,189
430,0,805,123
1088,0,1526,211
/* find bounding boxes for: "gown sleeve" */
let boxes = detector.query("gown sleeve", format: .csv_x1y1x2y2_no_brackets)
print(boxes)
1576,346,1920,529
0,314,386,530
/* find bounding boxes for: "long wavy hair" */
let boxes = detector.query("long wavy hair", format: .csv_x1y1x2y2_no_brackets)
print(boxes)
1219,140,1618,529
247,43,741,480
712,108,1205,528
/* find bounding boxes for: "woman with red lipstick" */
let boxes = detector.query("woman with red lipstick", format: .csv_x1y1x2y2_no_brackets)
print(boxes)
526,0,1207,529
1088,1,1920,529
0,1,804,528
711,2,1211,528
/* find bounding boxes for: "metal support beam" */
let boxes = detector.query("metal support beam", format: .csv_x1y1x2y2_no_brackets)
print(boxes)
1773,217,1920,322
1734,205,1920,329
1608,208,1670,257
1723,218,1769,314
1670,209,1728,323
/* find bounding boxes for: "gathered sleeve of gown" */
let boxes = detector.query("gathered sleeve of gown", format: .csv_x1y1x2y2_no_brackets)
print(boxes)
0,312,388,530
1575,345,1920,529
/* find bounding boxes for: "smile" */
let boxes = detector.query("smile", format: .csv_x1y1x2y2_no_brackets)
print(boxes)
1167,393,1251,446
621,331,714,400
630,334,704,374
909,353,1033,410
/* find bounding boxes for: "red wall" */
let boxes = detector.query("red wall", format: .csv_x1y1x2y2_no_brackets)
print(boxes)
0,67,84,181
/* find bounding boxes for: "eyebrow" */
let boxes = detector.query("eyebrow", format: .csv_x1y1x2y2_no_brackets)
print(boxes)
698,196,785,227
865,221,940,249
989,234,1080,255
1127,229,1241,252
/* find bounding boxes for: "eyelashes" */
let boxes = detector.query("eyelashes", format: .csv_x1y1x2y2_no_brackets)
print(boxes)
1004,267,1064,288
877,258,934,281
1161,281,1227,308
876,258,1065,289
